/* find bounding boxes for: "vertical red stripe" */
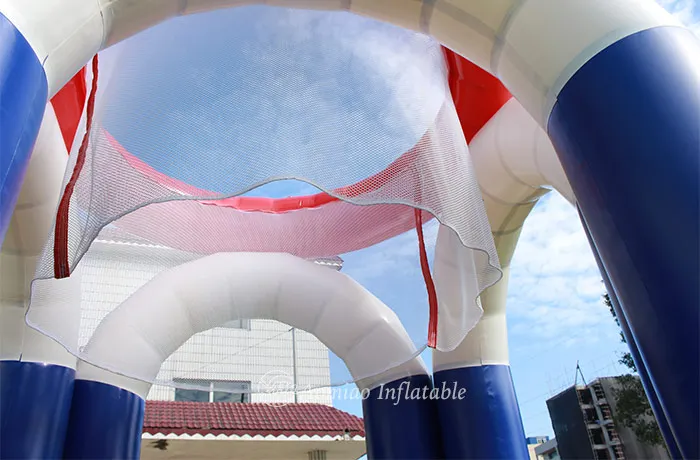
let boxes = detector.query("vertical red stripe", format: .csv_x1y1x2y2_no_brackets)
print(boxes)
415,209,438,348
54,55,99,279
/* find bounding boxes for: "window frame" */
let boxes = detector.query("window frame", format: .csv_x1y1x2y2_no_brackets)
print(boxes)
173,378,251,403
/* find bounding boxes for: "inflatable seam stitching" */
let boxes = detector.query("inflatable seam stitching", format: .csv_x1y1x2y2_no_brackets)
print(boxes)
490,0,529,76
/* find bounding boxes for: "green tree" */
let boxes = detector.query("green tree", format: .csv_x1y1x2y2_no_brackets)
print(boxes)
604,294,636,373
605,293,665,448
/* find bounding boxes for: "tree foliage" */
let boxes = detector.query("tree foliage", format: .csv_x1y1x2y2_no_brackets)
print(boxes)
604,292,664,447
603,293,636,373
612,375,665,447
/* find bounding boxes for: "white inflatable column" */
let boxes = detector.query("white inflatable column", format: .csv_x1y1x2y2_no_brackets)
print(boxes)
0,104,81,458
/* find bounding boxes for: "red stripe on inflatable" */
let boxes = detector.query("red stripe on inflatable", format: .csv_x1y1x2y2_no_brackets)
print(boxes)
443,49,513,143
50,68,87,152
54,56,98,278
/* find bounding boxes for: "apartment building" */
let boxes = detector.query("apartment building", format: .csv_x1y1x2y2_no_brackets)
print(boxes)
546,377,669,460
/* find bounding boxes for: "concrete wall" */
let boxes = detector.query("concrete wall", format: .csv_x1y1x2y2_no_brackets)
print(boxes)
78,240,332,405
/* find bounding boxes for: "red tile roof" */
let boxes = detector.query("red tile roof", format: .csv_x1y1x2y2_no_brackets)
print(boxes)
143,401,365,437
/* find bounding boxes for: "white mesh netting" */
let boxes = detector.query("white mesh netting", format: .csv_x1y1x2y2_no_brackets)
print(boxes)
27,6,500,396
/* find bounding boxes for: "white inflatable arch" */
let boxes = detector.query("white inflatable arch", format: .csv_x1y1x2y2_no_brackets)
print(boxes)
77,252,427,398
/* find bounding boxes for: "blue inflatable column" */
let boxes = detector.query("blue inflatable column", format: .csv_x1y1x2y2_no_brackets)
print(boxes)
63,380,145,459
0,12,48,245
548,27,699,459
362,374,443,459
432,274,528,460
433,365,527,459
0,362,75,458
581,210,682,459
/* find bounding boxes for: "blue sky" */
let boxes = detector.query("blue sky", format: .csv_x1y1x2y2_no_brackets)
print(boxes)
100,8,444,193
98,0,700,440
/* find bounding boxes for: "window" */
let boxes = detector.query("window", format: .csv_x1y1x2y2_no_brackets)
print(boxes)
213,381,250,403
219,319,251,330
175,387,209,403
174,379,251,403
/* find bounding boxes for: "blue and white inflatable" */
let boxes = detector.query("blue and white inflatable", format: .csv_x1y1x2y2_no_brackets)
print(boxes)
0,1,697,459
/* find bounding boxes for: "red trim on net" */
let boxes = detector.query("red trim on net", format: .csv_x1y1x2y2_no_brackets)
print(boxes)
50,68,88,151
54,55,99,279
415,209,438,348
105,129,422,213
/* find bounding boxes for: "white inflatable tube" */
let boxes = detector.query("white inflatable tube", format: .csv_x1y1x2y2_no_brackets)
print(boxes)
0,104,80,369
472,98,574,209
77,252,427,398
429,97,576,458
0,0,581,376
0,1,584,374
433,97,573,370
0,0,676,126
0,0,672,368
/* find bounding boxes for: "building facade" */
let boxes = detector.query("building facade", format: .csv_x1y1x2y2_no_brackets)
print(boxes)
534,438,560,460
547,377,669,460
527,436,551,460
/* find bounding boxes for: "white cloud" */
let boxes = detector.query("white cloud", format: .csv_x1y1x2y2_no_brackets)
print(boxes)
657,0,700,33
98,8,448,191
507,193,614,348
508,194,598,278
344,219,439,284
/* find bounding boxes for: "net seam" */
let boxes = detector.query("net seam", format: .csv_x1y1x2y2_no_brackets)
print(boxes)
54,54,99,279
415,208,438,348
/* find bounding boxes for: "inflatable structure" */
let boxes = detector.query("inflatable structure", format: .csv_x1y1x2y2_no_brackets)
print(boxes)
0,1,698,459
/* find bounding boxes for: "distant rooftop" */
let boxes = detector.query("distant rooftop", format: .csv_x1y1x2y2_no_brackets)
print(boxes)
143,401,364,439
535,438,558,455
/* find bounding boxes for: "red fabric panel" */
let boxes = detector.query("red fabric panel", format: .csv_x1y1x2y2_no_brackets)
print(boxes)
48,52,512,163
443,48,513,143
50,68,87,151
